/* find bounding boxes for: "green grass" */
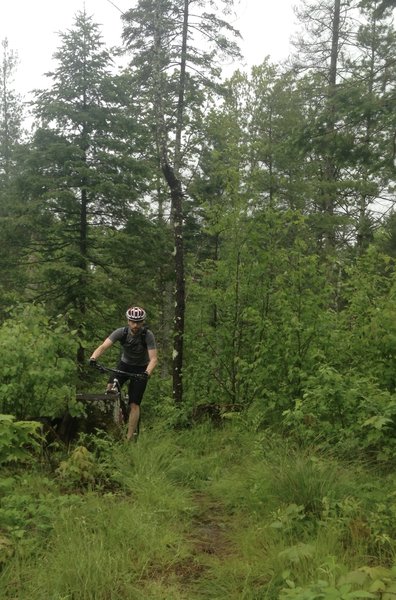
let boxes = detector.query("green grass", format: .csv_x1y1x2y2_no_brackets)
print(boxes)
1,423,396,599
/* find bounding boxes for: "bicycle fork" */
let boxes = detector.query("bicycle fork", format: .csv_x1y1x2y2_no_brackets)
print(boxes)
109,378,124,425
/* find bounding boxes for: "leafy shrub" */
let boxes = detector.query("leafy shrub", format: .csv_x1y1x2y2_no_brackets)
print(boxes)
320,482,396,562
0,475,57,537
283,366,396,461
56,446,98,489
0,414,41,465
0,473,83,570
0,303,80,419
55,433,127,491
279,565,396,599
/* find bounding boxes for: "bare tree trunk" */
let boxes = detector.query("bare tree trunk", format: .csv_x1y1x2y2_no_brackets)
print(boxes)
162,163,185,404
77,182,88,372
77,118,89,372
322,0,341,251
157,0,189,404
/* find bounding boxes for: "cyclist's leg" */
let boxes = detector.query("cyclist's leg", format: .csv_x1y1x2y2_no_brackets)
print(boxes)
126,372,147,441
127,404,140,440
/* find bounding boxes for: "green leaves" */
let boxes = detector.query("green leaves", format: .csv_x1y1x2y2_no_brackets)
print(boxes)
0,304,78,419
280,565,396,599
0,415,41,465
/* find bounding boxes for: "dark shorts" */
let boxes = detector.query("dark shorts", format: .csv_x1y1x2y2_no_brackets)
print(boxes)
109,361,148,406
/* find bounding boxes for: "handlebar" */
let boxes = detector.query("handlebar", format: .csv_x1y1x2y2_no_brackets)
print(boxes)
91,361,148,381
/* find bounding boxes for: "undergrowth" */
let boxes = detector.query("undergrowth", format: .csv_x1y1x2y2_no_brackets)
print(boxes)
1,422,396,599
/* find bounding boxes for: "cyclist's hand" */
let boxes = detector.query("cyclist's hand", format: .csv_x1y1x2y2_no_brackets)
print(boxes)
89,358,97,368
142,371,150,380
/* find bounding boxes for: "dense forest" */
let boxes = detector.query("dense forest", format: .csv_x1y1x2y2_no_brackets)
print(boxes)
2,0,396,597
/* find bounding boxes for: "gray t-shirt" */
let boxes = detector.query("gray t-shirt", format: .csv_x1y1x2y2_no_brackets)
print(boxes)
108,327,156,366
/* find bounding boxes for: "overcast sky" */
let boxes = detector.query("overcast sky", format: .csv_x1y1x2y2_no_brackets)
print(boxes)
2,0,300,97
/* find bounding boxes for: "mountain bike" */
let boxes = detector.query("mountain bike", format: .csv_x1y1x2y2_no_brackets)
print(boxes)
78,362,147,432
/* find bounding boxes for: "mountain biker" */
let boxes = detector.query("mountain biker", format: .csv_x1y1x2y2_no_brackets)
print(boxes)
89,306,158,441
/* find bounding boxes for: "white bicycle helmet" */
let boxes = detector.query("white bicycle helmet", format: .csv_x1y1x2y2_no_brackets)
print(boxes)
125,306,146,322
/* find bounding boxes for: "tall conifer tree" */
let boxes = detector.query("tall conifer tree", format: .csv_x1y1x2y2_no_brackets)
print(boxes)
27,11,148,365
0,39,27,311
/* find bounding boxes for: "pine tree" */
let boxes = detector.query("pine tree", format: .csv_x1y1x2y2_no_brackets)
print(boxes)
291,0,357,251
0,39,23,185
26,11,149,364
0,39,28,312
343,0,396,251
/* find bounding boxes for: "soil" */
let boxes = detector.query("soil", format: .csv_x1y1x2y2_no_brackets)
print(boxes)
189,492,234,558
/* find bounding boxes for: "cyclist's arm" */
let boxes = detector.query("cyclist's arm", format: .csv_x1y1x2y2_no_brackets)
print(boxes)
145,348,158,377
90,337,113,361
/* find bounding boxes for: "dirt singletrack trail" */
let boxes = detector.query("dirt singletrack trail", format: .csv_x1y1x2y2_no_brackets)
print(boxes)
189,492,235,558
179,491,237,594
143,491,236,596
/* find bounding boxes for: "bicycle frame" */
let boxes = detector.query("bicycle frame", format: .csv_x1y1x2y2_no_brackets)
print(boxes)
92,362,147,426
